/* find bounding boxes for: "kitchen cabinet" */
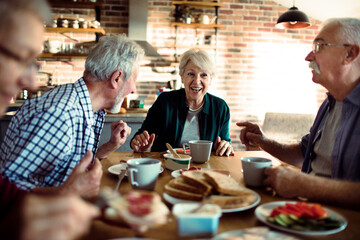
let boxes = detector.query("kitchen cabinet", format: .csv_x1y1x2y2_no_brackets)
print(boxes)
98,113,146,152
38,0,105,61
171,1,223,62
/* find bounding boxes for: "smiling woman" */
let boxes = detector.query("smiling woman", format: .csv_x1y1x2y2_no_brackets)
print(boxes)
130,48,234,157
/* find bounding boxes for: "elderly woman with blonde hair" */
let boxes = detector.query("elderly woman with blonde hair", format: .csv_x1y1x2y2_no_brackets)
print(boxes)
131,48,234,156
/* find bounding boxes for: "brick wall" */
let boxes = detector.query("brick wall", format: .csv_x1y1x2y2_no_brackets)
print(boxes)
40,0,327,150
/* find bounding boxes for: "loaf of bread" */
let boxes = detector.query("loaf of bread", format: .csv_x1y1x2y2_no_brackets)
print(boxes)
203,171,253,196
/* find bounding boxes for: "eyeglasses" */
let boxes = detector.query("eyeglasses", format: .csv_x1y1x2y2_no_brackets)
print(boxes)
0,45,41,73
312,42,352,54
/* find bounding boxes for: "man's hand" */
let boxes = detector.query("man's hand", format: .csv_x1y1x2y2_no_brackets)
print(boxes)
60,151,103,197
130,130,155,153
21,194,100,240
109,120,131,148
236,121,265,149
214,136,234,156
264,166,303,198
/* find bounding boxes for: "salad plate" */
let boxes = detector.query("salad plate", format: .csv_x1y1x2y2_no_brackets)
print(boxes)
255,201,347,236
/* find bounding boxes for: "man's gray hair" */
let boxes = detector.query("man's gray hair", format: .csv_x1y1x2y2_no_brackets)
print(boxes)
0,0,51,37
84,34,145,82
179,48,216,78
322,18,360,46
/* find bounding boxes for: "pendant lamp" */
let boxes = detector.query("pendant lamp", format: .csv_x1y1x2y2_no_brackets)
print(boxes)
276,1,310,29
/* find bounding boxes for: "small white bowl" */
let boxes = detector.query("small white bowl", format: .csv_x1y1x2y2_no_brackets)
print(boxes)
172,203,222,237
163,153,191,171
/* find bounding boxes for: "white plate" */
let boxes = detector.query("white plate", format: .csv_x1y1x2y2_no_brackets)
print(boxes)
163,190,260,213
255,201,347,236
171,168,211,178
212,227,299,240
108,163,163,176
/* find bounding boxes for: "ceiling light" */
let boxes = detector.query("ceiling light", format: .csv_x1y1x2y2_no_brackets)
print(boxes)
276,1,310,29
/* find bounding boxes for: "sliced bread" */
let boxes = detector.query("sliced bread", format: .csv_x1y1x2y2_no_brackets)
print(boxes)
167,177,199,194
181,170,212,195
203,171,252,196
164,184,203,201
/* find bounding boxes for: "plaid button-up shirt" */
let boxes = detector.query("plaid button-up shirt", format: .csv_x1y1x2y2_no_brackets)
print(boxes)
0,78,106,190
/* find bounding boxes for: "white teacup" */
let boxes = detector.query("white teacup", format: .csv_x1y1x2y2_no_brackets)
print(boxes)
183,140,213,163
241,157,272,187
127,158,161,190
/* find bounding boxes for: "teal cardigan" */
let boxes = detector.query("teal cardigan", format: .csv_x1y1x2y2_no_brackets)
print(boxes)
131,89,231,152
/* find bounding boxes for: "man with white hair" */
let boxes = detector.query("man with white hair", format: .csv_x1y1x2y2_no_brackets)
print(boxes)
237,18,360,208
0,34,144,193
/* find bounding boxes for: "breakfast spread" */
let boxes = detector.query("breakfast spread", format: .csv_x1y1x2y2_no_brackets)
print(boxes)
164,170,257,209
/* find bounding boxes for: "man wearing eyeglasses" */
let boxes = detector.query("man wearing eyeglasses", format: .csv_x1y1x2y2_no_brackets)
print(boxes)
237,18,360,208
0,0,102,239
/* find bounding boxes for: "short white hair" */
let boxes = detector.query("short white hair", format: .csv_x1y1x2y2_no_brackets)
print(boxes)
322,18,360,46
84,34,144,82
179,48,216,78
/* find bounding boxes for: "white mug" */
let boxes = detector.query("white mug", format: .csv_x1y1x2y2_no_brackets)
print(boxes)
127,158,161,190
241,157,272,187
183,140,213,163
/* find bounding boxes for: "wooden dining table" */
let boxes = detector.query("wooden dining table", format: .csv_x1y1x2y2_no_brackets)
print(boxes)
80,151,360,240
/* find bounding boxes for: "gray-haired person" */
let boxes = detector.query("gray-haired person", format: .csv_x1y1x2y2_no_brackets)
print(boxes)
237,18,360,209
0,34,144,194
131,48,234,156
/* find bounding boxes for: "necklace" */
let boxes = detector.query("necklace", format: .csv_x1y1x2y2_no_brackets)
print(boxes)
189,102,204,112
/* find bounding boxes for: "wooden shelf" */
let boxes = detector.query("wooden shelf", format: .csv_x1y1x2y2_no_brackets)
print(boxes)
48,1,104,9
38,53,88,59
45,27,105,35
172,1,223,8
171,22,222,29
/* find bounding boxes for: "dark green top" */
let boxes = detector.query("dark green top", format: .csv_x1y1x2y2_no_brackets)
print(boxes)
131,89,231,152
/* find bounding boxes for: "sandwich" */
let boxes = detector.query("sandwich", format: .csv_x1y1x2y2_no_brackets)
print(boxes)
102,188,169,232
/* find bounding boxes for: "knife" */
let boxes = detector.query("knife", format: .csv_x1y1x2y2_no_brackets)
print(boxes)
113,169,126,192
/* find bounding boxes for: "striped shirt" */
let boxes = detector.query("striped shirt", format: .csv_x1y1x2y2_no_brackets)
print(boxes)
0,78,106,190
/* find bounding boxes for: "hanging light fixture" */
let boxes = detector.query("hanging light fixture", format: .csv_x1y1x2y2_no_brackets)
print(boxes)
276,0,310,29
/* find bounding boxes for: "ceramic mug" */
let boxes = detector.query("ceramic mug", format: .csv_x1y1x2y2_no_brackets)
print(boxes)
183,140,213,163
241,157,272,187
127,158,161,190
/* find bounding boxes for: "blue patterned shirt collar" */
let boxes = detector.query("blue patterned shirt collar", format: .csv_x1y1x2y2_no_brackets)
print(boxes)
75,78,106,126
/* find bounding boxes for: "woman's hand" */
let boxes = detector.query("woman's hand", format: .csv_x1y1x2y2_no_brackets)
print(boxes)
214,136,234,156
131,130,155,153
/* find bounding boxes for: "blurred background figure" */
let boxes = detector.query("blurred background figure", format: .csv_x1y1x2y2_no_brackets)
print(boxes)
0,0,99,239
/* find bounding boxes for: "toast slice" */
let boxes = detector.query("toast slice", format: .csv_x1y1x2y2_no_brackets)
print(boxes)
206,194,257,209
164,184,203,201
203,171,252,196
181,170,212,195
167,177,199,194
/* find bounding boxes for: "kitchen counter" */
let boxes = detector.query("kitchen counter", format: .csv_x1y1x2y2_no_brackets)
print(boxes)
0,110,148,152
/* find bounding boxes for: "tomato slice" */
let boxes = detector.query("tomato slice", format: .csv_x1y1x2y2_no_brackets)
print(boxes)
311,203,327,218
176,149,190,154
